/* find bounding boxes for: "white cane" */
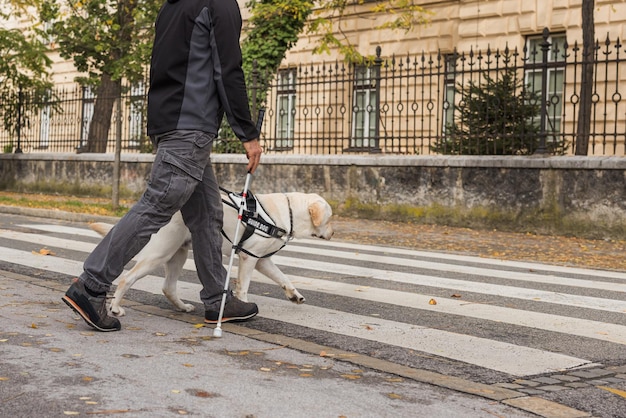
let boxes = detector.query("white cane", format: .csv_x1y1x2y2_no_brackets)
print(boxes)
213,110,264,337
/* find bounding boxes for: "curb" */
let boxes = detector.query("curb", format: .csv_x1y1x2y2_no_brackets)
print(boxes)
0,204,121,224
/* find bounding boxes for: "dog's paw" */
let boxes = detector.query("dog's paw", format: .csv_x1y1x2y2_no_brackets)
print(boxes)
110,305,126,317
288,292,306,304
179,303,195,313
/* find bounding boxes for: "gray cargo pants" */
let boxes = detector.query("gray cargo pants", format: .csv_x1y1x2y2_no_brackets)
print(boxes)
80,130,227,310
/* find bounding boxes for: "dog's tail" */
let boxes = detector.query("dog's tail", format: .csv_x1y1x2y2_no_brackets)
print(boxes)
90,222,115,237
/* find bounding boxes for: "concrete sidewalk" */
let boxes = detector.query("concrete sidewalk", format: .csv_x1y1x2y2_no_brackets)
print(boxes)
0,269,551,418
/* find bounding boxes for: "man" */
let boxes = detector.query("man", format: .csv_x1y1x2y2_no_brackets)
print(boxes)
62,0,263,331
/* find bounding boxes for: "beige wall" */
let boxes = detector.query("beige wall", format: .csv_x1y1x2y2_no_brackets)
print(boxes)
283,0,626,64
8,1,626,83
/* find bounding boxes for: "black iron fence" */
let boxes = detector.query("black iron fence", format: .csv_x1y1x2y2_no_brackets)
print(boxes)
2,28,625,155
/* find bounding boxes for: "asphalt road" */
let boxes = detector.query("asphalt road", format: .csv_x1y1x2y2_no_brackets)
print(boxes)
2,208,626,417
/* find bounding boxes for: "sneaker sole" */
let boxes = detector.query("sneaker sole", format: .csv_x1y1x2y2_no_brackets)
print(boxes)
62,296,121,332
204,311,258,324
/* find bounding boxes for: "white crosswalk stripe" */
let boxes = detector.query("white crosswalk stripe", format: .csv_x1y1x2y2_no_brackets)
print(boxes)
1,222,625,378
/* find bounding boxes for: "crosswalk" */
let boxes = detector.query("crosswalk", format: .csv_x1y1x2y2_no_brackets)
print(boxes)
1,219,625,380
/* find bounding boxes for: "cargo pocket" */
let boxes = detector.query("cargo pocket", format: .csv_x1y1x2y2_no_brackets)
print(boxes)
193,131,214,149
145,150,204,212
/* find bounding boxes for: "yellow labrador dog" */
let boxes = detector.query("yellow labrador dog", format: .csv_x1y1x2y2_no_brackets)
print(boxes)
90,192,334,316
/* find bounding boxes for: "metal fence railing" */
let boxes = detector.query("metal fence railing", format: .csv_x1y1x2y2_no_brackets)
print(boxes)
1,28,625,156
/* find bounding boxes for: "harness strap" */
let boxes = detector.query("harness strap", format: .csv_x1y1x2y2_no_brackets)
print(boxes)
220,188,292,258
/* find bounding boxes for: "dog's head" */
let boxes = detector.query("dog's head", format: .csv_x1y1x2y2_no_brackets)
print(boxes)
308,195,334,240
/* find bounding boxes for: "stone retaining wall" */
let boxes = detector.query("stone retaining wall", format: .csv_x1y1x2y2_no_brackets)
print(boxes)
1,153,625,239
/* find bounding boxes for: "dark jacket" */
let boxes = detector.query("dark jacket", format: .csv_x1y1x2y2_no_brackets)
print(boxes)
147,0,258,142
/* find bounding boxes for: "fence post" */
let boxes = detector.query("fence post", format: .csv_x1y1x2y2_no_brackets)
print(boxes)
112,95,122,210
374,46,383,148
15,87,23,153
535,27,550,154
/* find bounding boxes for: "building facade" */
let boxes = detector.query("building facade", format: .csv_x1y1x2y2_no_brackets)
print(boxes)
2,1,626,156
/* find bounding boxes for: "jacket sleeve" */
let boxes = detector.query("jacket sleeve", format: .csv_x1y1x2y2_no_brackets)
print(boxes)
209,0,259,142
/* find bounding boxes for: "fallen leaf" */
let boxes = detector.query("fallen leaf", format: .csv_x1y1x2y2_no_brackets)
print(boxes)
63,412,80,416
451,294,462,298
86,409,132,414
30,323,38,329
155,332,167,336
182,363,194,368
388,393,403,399
227,350,249,356
82,376,93,382
193,323,205,328
0,377,9,381
299,373,312,377
192,390,216,398
341,374,361,380
384,377,403,382
171,390,181,394
260,367,272,372
598,386,626,398
429,298,437,305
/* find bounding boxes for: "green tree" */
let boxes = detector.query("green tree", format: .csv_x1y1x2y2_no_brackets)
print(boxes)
38,0,160,153
432,68,543,155
0,0,53,152
243,0,431,80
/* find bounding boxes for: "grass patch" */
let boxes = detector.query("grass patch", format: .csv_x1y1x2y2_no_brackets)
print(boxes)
0,192,132,218
333,197,626,240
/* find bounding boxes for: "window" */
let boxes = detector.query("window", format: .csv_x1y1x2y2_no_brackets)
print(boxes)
275,68,296,149
39,98,51,149
351,65,379,149
524,33,566,143
442,54,457,136
79,86,94,150
40,20,55,46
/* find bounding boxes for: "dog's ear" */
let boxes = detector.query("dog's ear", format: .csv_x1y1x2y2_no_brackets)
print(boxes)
308,201,326,227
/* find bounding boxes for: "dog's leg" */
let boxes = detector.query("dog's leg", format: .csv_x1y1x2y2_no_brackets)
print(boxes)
110,259,158,316
162,247,195,312
233,252,258,302
255,258,305,304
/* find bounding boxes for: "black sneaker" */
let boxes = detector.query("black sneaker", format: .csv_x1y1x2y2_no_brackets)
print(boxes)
62,279,121,332
204,297,259,324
